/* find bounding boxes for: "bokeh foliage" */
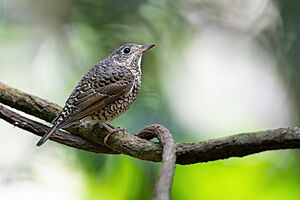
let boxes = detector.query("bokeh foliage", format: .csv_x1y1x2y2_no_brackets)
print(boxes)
1,0,300,199
69,1,300,199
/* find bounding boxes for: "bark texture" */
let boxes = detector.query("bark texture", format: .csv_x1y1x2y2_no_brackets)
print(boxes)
1,82,300,165
2,81,300,200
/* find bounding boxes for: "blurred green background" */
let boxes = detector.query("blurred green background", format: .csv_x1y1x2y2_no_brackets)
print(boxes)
1,0,300,199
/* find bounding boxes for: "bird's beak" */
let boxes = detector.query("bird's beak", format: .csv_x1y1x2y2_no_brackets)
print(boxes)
139,43,155,53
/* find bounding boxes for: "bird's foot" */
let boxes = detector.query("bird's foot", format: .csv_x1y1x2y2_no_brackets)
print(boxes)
101,123,125,146
90,121,101,131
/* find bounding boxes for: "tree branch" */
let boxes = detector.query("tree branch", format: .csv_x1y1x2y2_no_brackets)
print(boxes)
0,104,116,154
138,125,176,200
1,81,300,165
0,82,60,122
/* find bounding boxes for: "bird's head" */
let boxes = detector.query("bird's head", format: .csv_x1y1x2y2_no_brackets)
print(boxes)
108,43,155,69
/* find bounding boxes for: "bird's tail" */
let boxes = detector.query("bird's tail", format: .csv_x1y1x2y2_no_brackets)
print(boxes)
36,122,60,147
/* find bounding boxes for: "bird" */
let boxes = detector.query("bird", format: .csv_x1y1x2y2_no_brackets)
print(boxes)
36,43,155,146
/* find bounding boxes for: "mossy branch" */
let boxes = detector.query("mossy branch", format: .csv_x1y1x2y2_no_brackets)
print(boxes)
1,81,300,165
2,81,300,200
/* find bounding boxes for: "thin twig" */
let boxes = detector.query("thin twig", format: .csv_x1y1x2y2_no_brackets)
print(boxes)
138,125,176,200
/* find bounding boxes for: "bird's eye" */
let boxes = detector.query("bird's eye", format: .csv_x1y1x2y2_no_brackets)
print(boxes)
123,47,131,54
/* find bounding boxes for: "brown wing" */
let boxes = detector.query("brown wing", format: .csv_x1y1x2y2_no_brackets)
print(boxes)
57,64,134,128
36,63,134,146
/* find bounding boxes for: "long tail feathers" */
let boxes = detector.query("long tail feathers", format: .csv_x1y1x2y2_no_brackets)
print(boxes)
36,123,60,147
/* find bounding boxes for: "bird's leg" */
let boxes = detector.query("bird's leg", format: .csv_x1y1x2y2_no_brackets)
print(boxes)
89,121,101,131
101,123,125,146
88,121,125,145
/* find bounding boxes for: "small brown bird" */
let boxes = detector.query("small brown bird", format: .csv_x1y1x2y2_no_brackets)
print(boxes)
36,43,155,146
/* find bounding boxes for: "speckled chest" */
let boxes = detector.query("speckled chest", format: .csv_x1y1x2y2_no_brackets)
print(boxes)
91,83,141,122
